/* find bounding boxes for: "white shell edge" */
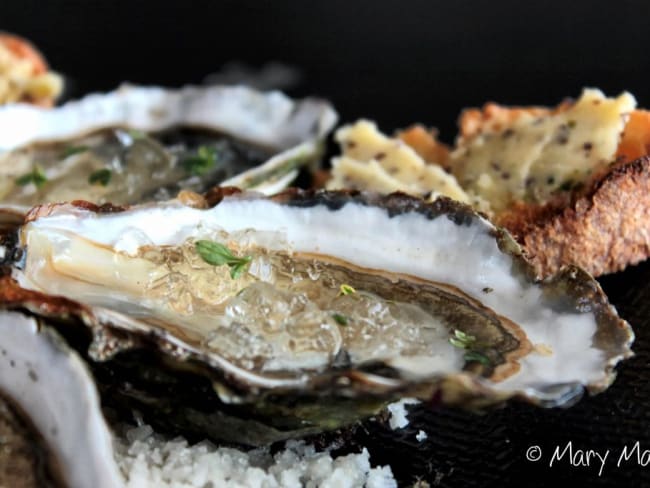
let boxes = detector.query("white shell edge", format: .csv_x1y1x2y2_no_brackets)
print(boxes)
0,83,338,152
0,310,123,488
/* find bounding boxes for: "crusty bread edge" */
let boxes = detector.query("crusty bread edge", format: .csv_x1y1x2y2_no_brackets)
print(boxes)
496,156,650,277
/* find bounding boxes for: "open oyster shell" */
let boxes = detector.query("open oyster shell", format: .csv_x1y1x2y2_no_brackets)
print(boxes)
0,84,337,211
1,190,633,445
0,309,122,487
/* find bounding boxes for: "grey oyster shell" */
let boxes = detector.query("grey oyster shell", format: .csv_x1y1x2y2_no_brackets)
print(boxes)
0,189,634,445
0,310,122,487
0,84,337,211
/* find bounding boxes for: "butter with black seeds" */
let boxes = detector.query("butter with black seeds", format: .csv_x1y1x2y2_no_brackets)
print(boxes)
328,89,636,214
327,120,471,204
450,89,635,211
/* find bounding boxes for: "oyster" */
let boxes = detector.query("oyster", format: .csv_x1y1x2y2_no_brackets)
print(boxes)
0,84,337,210
0,310,122,487
3,190,633,445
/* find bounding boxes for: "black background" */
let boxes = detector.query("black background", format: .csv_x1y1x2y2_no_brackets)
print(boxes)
6,0,650,140
5,1,650,486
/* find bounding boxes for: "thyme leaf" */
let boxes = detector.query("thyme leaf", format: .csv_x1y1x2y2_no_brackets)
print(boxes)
60,145,89,159
195,240,252,279
15,167,47,188
463,351,491,365
88,168,112,186
339,284,356,296
127,129,146,140
449,337,469,349
450,329,476,347
182,145,218,175
332,313,349,326
449,329,491,366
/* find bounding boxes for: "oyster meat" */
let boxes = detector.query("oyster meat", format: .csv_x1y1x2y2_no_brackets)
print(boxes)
0,310,122,487
3,190,633,445
0,84,337,210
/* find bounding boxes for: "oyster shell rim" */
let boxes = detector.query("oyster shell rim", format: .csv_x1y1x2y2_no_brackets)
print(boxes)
0,83,338,210
0,83,337,151
3,189,635,410
0,308,123,488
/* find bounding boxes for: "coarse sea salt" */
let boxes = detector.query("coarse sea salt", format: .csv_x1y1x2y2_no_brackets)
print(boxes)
386,398,420,430
113,424,397,488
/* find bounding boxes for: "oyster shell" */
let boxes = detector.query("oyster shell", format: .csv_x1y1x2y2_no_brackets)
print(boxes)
0,84,337,210
2,190,633,445
0,310,122,487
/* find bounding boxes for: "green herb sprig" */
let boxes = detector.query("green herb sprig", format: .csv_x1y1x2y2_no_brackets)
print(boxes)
339,284,356,296
463,351,490,365
127,129,146,140
15,167,47,188
60,145,89,159
195,240,252,279
449,329,475,349
182,146,218,175
332,313,349,326
88,168,112,186
449,329,490,366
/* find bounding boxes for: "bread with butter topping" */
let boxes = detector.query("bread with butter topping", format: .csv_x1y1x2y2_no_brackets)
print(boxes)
327,88,650,277
0,33,63,107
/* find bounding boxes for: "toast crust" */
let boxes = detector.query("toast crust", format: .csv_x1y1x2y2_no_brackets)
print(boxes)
329,92,650,277
495,156,650,277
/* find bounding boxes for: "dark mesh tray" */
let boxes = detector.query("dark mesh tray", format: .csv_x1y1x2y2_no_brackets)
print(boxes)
339,260,650,487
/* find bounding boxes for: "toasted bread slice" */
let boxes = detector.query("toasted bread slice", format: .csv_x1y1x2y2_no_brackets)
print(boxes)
457,93,650,276
328,89,650,277
0,33,63,106
396,124,451,168
494,156,650,277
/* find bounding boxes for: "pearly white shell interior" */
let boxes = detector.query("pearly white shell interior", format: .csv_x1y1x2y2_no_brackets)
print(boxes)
0,84,337,152
0,311,123,488
15,195,613,398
